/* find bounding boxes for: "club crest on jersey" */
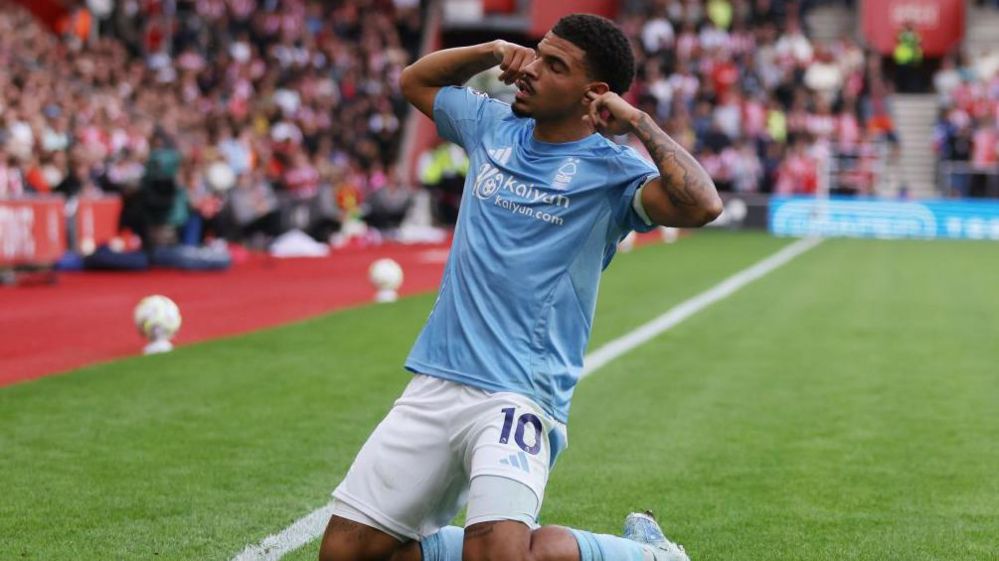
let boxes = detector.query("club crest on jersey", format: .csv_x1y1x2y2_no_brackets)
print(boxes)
552,158,579,190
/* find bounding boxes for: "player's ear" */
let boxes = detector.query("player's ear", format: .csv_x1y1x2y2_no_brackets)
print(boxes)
582,82,609,105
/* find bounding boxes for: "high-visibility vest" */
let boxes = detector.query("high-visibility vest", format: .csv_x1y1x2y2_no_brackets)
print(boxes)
894,30,922,65
418,143,469,185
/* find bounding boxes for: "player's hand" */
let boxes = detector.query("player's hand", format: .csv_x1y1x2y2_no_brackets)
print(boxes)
492,40,535,85
584,91,643,137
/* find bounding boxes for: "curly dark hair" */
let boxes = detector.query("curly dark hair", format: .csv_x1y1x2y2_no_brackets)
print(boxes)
551,14,636,94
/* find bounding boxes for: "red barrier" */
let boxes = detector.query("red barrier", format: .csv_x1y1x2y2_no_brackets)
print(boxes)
861,0,965,58
76,197,123,253
0,198,66,267
0,196,122,267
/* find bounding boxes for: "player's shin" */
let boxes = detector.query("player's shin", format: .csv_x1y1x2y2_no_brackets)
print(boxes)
570,530,655,561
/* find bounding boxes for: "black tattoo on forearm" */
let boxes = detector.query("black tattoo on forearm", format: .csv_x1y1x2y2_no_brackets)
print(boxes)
421,45,500,88
437,58,494,87
633,114,714,209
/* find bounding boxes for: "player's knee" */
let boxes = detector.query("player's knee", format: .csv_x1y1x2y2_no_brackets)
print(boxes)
462,524,522,561
462,531,564,561
463,522,563,561
463,526,578,561
526,526,575,561
318,538,349,561
318,537,399,561
318,534,369,561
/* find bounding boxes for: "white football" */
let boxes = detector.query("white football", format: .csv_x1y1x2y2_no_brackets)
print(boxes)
133,295,182,340
368,258,403,291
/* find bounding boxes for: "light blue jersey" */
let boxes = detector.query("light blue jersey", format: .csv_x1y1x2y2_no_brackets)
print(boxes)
405,86,658,422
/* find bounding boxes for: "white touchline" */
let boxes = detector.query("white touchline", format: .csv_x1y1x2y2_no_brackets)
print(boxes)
230,235,823,561
581,236,822,378
230,502,338,561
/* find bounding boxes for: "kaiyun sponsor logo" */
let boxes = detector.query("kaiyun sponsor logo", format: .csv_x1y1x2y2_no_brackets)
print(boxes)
472,163,570,208
471,163,569,225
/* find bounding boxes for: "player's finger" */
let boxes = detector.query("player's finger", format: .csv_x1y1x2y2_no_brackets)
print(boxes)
500,46,516,69
583,113,603,129
503,51,524,83
587,96,603,126
510,50,532,82
512,50,532,79
586,107,600,130
498,48,516,81
602,112,617,132
596,92,615,111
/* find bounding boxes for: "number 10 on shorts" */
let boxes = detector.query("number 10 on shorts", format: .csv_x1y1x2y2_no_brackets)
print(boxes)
498,407,542,455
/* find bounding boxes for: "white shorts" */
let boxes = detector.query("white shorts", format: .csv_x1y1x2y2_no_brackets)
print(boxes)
331,374,568,540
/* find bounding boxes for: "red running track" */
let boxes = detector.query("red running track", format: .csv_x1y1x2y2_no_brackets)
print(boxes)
0,230,673,387
0,242,452,387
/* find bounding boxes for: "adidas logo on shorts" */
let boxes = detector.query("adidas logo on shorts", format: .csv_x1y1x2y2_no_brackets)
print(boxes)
499,451,531,473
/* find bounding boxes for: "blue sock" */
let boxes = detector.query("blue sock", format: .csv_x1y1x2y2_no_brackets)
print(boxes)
570,529,651,561
420,526,463,561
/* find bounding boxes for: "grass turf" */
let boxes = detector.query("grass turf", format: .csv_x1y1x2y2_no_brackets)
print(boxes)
2,232,997,561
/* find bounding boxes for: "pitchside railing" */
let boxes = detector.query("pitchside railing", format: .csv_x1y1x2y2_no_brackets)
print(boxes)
820,141,894,197
938,161,999,199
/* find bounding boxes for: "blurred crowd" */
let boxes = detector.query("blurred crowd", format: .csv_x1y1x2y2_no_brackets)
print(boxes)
932,50,999,198
9,0,993,260
0,0,421,252
618,0,897,196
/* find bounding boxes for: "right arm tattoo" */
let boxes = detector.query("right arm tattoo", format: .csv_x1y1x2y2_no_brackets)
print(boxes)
632,113,717,212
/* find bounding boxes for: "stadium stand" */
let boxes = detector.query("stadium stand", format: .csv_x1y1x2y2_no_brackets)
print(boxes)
932,7,999,199
0,0,423,254
618,0,899,198
9,0,976,270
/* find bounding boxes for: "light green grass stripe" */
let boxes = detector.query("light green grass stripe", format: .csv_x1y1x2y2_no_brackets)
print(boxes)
583,237,821,377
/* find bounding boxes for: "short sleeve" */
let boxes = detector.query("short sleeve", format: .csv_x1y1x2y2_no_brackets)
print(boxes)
612,148,660,234
433,86,511,152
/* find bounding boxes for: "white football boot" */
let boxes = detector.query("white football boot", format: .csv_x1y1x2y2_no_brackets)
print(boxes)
623,511,690,561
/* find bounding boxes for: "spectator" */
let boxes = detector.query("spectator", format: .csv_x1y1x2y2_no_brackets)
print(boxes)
365,172,414,233
893,21,923,93
776,139,819,195
132,130,183,250
418,142,468,226
641,11,675,55
804,47,843,105
774,20,813,68
934,55,964,106
226,169,282,246
970,119,999,196
731,139,763,192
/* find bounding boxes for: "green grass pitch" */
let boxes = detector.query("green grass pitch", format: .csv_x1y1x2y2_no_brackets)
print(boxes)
2,231,997,561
